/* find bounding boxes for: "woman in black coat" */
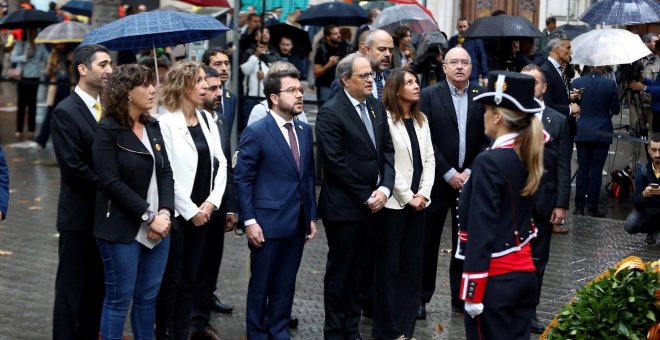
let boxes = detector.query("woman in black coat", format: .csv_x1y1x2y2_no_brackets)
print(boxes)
93,64,174,340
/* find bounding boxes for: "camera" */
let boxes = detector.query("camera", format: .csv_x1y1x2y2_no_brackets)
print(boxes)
619,60,644,83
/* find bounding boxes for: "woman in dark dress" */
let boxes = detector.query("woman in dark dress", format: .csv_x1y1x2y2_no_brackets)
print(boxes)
457,71,545,340
93,64,174,339
155,61,227,340
372,68,435,339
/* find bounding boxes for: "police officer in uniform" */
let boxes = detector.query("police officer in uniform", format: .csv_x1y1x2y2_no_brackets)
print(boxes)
455,71,546,339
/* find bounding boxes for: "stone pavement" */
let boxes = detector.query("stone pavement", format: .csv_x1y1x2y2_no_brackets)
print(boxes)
1,80,659,339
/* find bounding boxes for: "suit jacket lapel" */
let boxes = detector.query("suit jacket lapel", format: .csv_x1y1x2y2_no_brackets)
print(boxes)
72,93,99,131
438,82,458,126
393,118,413,160
341,91,377,154
172,110,196,150
293,118,307,176
265,114,300,176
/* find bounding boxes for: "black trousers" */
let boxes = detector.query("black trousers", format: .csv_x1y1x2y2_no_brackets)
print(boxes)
531,214,552,306
372,207,425,339
16,78,39,133
323,218,374,340
421,194,462,308
156,217,208,340
52,230,105,340
190,209,227,331
463,271,537,340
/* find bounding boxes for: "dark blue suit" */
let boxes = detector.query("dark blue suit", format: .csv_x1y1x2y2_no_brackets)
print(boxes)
235,113,317,339
572,71,620,211
0,145,8,220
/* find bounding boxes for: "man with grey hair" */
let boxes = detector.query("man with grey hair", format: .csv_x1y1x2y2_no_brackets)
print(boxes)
316,52,394,339
329,29,394,100
540,33,581,138
418,46,488,319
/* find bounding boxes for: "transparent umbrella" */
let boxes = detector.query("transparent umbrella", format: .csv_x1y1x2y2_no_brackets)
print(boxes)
579,0,660,25
570,28,651,67
35,21,91,44
372,4,438,35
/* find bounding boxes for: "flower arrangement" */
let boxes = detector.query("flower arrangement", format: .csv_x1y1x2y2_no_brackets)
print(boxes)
542,256,660,340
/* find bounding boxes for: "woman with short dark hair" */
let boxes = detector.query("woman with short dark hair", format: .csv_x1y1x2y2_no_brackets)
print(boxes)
93,64,174,339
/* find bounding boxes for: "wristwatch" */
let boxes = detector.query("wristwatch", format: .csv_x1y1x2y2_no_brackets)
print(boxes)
141,210,155,224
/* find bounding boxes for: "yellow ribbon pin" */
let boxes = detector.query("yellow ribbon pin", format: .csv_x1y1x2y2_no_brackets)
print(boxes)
155,143,161,152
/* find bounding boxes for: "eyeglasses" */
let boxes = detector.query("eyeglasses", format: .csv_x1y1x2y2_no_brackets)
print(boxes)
278,87,305,95
352,72,374,81
444,59,471,67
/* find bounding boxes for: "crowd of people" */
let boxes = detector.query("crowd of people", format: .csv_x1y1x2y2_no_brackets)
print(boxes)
1,2,660,340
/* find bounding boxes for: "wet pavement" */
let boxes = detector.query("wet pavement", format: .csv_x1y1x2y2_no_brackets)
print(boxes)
0,80,659,339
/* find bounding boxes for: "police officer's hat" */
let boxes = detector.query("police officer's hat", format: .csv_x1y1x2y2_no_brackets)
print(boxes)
473,71,544,114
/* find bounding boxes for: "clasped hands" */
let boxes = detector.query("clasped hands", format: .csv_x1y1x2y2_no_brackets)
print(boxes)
147,211,171,240
367,190,387,213
408,193,428,211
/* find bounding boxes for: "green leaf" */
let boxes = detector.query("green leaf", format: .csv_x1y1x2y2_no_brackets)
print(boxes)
648,310,656,321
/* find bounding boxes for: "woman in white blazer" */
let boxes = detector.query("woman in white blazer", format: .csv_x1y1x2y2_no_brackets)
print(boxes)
155,61,227,340
372,68,435,340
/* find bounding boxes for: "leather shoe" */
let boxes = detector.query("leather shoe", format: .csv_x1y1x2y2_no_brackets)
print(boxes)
531,314,545,334
211,294,233,314
416,303,426,319
552,225,569,234
646,232,659,245
289,316,299,329
588,208,607,218
574,208,585,216
450,305,464,315
190,326,221,340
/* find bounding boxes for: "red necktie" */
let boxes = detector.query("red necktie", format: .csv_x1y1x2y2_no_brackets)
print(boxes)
284,123,300,171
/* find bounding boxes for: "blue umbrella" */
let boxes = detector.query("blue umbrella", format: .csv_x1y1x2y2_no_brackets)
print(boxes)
61,0,93,17
579,0,660,25
296,2,367,27
81,10,229,51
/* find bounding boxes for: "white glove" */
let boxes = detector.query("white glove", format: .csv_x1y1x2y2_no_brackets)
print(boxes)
464,301,484,318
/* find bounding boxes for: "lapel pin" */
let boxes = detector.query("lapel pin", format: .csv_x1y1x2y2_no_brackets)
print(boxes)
155,143,161,152
225,91,230,98
371,109,376,119
298,125,303,130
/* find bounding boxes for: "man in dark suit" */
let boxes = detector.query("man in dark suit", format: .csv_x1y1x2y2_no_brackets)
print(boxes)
521,65,572,333
539,33,581,138
0,145,7,222
51,44,112,340
418,46,488,318
572,65,621,217
202,47,238,139
189,66,237,340
235,66,318,339
316,53,395,340
199,47,237,317
329,29,393,100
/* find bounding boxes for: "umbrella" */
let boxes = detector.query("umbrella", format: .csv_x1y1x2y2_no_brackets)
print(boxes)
61,0,93,17
463,15,543,39
81,10,229,51
579,0,660,25
570,28,651,67
177,0,231,8
359,1,395,11
297,2,368,27
34,21,91,44
0,8,58,29
389,0,435,19
267,23,311,55
554,24,592,40
372,4,438,35
82,10,229,84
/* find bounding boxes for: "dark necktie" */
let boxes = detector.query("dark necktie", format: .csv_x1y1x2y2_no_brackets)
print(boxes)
374,72,384,100
359,102,376,148
217,86,224,116
559,67,569,97
284,123,300,171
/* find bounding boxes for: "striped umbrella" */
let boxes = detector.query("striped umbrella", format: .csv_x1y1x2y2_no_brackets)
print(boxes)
35,21,91,44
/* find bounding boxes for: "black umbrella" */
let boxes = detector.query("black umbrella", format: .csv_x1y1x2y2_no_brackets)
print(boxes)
463,15,543,39
555,24,592,40
267,23,311,56
297,2,368,27
0,8,58,29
